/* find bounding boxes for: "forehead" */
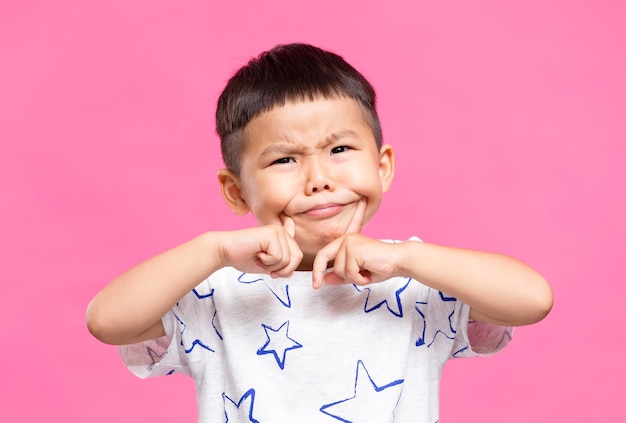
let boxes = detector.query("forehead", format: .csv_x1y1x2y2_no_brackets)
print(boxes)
241,97,373,149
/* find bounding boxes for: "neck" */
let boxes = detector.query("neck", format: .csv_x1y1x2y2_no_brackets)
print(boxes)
296,254,333,272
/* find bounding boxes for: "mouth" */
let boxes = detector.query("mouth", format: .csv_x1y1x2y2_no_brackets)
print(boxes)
300,203,345,218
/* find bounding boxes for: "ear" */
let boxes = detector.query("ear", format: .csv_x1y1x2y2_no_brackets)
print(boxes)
378,144,395,193
217,169,250,215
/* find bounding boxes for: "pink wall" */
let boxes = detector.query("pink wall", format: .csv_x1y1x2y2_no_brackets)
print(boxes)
1,0,624,421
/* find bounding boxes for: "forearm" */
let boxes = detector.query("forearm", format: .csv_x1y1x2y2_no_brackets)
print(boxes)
396,241,553,326
86,231,225,345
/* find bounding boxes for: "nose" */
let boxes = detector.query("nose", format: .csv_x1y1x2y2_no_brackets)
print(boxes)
311,184,330,193
305,160,335,195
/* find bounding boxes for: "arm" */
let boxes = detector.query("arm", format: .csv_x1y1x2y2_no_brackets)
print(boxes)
394,241,553,326
314,237,553,327
86,220,302,345
86,232,222,345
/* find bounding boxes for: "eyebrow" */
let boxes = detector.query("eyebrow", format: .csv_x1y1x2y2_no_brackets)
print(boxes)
259,130,359,157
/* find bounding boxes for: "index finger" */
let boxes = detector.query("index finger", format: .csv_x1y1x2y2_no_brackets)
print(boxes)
346,197,367,234
280,213,296,238
312,238,340,289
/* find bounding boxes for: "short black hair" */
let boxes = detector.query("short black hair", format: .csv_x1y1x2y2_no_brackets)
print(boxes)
216,43,382,173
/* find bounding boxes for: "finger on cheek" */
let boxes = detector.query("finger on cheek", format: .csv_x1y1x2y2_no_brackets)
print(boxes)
281,214,296,238
347,198,367,234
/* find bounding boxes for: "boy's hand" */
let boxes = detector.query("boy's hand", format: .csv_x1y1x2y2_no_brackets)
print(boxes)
219,215,303,278
312,198,399,288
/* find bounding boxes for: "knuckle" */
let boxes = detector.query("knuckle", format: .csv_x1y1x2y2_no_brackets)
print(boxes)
295,250,304,263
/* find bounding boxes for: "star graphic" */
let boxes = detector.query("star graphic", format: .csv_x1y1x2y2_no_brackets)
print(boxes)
238,272,292,308
176,284,214,307
414,290,464,349
146,345,167,370
495,328,513,349
212,310,223,340
438,291,456,302
354,277,412,317
452,345,470,357
256,321,302,370
426,292,458,348
414,300,428,347
320,360,404,422
174,314,215,354
192,286,214,299
223,388,260,423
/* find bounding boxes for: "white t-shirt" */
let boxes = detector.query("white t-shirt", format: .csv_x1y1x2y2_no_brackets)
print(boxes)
119,260,511,422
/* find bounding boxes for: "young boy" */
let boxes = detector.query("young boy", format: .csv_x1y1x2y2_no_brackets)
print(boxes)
87,43,553,422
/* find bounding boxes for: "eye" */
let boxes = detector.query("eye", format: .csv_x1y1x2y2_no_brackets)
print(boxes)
271,157,296,165
330,145,352,154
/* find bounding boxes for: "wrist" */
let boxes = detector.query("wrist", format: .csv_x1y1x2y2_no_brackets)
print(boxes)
394,240,423,279
196,231,227,273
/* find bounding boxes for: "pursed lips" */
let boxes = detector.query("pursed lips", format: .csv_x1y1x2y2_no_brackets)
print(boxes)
300,202,346,218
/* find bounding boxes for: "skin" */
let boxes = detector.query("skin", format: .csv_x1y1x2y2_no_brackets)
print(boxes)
218,97,393,271
86,97,553,346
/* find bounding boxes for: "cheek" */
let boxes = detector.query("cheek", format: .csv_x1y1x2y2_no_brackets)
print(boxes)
245,183,294,220
356,175,384,221
351,171,383,198
364,196,382,223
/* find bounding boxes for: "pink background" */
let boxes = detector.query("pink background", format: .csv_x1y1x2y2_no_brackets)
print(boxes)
1,1,624,421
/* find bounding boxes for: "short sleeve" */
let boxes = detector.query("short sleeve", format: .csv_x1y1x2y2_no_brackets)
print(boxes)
451,304,514,357
466,320,514,355
405,236,513,358
116,309,191,378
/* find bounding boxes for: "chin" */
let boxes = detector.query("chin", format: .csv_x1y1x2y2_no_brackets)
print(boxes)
298,230,345,252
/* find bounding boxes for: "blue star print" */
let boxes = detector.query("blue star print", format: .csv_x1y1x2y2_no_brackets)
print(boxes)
414,290,463,349
192,286,214,299
223,389,260,423
354,277,411,317
238,272,292,308
174,314,215,354
146,346,166,371
414,300,427,347
256,320,302,369
320,360,404,422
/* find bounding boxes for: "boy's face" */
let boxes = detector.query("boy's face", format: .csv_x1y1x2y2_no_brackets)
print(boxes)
219,97,394,268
